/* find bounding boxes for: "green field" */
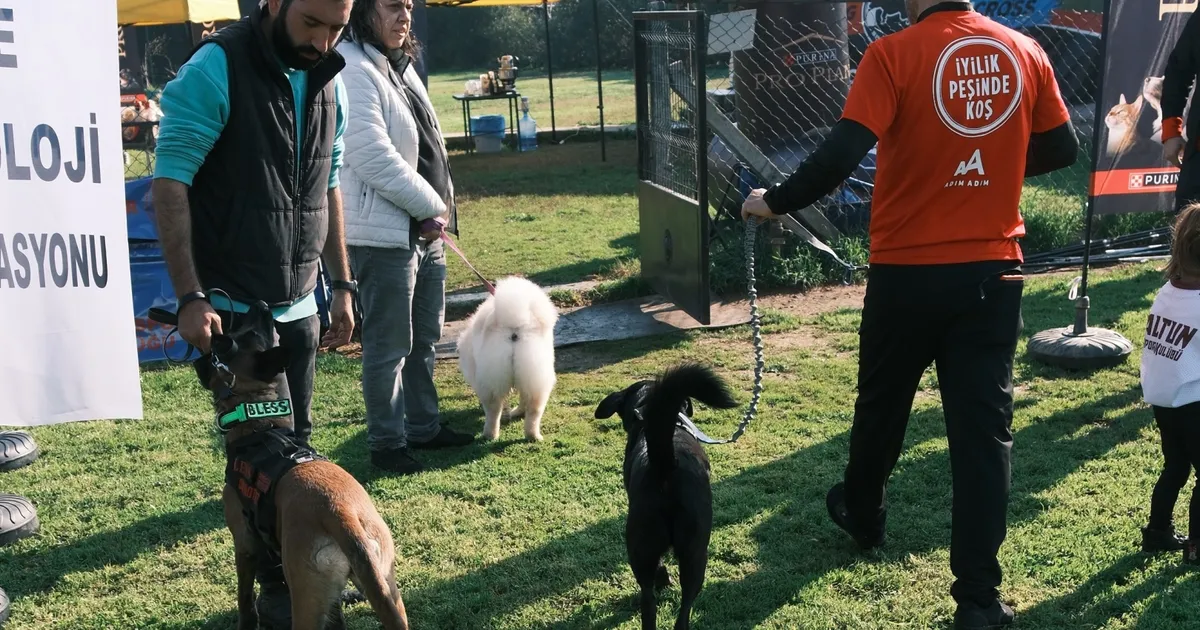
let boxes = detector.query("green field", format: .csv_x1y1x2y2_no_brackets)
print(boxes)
3,261,1195,628
427,70,636,133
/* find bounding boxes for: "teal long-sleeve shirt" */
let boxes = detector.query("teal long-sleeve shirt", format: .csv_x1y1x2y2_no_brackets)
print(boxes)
153,43,348,322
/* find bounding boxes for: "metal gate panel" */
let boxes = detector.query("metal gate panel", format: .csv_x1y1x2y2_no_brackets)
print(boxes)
634,10,710,325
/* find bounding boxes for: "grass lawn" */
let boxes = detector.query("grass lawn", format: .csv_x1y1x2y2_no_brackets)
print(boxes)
444,140,639,293
3,259,1199,628
427,70,636,132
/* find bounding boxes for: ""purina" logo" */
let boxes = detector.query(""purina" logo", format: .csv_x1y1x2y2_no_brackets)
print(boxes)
1129,171,1179,189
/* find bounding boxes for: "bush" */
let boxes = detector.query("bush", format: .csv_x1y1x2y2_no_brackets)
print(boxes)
708,220,869,296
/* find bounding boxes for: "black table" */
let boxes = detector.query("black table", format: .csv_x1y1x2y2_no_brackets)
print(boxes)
453,91,521,153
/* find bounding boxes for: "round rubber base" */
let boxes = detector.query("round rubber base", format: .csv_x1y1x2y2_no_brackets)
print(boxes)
0,495,38,548
1027,325,1134,370
0,432,39,472
0,586,9,628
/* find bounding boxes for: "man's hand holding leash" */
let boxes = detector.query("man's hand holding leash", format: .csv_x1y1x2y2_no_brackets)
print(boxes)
741,188,776,222
178,295,223,354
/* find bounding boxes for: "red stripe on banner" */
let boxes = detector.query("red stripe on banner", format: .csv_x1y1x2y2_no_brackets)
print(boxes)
1091,168,1182,196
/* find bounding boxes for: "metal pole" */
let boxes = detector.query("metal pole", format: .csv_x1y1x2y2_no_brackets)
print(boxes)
593,0,606,161
1072,0,1115,334
543,0,558,142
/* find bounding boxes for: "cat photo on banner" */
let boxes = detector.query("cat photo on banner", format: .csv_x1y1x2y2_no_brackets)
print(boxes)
1103,75,1171,162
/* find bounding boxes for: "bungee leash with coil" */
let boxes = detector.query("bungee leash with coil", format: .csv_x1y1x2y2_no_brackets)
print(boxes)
679,214,866,445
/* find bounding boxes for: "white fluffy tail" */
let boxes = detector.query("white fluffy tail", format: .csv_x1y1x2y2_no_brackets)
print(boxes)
490,276,558,335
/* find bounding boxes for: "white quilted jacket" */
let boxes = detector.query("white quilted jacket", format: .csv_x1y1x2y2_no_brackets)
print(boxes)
337,41,451,249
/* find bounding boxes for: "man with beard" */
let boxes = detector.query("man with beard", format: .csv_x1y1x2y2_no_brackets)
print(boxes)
151,0,354,625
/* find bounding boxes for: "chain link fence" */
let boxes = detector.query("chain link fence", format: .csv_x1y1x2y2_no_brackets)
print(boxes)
637,13,705,201
701,2,1112,262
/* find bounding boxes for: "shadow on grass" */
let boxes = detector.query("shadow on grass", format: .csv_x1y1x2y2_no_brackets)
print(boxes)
448,140,637,199
1016,550,1200,630
370,378,1148,629
321,407,507,481
0,498,225,598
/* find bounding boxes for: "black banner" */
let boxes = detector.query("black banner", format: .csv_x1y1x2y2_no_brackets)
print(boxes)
1091,0,1195,214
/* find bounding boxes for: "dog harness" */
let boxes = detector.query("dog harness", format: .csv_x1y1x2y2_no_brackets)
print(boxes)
225,426,326,557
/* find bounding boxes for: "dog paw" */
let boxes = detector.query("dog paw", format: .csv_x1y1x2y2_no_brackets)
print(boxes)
525,432,544,442
508,406,526,419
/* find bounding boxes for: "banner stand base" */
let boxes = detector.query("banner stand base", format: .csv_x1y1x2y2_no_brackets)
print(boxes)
1028,296,1134,370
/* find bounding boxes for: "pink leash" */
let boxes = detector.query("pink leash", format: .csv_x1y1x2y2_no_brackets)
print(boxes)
440,232,496,295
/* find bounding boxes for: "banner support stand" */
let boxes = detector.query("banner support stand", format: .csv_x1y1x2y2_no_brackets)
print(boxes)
1027,0,1133,370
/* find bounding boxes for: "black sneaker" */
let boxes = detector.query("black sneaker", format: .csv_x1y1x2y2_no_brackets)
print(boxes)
954,599,1015,629
826,482,885,550
371,447,424,475
1142,526,1187,552
411,426,476,450
1185,539,1200,566
254,574,292,630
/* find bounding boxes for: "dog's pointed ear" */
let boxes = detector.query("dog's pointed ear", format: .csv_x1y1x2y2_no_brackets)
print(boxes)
193,355,215,391
253,346,292,382
595,391,625,419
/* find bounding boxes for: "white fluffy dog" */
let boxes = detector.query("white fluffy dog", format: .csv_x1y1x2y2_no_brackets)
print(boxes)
456,276,559,442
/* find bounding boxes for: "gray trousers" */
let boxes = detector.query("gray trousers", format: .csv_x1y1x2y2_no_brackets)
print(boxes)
349,235,447,450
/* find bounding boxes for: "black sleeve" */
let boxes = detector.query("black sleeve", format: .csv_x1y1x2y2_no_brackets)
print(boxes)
762,119,878,215
1025,120,1079,178
1163,10,1200,120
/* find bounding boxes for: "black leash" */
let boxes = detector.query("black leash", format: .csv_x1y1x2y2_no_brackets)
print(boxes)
149,288,237,365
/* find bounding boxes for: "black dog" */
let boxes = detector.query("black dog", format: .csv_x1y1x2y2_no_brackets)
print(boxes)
595,364,738,630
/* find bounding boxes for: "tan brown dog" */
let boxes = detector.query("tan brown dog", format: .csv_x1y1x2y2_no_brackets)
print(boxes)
191,301,408,630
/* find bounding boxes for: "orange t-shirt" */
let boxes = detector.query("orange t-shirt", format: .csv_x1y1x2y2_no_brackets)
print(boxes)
842,10,1071,265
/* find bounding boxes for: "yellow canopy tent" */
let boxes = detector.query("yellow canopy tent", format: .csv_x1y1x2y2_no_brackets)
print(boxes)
425,0,608,159
117,0,241,26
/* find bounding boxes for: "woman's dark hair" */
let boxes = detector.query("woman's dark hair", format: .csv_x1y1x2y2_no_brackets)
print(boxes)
344,0,421,59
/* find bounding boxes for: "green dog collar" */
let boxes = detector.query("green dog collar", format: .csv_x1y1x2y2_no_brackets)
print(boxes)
217,399,293,432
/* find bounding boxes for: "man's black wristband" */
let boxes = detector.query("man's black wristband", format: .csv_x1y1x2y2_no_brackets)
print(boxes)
177,291,208,313
331,279,358,295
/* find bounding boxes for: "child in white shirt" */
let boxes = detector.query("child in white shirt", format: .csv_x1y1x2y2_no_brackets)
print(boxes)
1141,203,1200,562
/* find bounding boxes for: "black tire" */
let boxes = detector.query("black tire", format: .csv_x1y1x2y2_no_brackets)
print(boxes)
0,495,38,548
0,432,39,472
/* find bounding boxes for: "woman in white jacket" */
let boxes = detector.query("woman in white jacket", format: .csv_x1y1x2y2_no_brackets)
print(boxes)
338,0,474,475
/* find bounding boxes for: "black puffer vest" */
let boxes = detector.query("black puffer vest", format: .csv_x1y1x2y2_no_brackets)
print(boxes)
184,7,345,307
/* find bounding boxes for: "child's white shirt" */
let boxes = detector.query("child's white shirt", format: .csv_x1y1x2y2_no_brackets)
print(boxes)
1142,281,1200,408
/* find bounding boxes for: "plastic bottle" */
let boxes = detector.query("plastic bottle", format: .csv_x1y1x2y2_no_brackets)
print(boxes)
518,97,538,152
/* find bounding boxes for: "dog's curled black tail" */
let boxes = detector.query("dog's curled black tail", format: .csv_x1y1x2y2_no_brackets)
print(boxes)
644,363,739,470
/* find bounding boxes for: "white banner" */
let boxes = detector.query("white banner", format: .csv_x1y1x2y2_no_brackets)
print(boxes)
0,0,143,425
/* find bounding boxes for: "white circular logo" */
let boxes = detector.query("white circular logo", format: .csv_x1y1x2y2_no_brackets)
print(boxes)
933,36,1025,138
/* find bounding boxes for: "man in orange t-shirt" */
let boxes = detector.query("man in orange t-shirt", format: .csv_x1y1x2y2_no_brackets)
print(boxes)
742,2,1078,627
